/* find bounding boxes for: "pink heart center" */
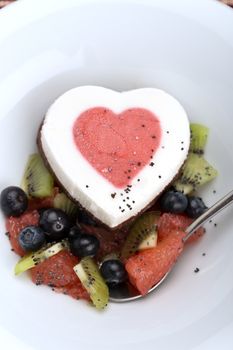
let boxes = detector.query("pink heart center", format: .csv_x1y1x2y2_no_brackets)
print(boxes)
73,107,161,188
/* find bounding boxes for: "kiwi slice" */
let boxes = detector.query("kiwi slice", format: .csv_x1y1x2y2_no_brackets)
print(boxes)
173,153,218,194
54,192,78,217
21,154,54,198
138,230,158,250
190,123,209,154
121,211,160,260
74,257,109,309
101,252,121,264
172,181,194,195
14,240,69,276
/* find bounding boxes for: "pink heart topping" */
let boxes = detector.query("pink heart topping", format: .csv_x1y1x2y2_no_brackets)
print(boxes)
73,107,161,188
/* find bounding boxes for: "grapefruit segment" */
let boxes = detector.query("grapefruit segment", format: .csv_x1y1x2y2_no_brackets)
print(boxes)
30,250,89,300
158,213,205,243
6,210,40,256
125,230,185,295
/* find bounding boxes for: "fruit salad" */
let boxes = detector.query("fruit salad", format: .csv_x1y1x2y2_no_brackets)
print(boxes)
0,88,218,310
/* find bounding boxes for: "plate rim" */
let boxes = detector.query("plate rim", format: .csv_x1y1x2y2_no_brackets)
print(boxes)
0,0,233,349
0,0,233,45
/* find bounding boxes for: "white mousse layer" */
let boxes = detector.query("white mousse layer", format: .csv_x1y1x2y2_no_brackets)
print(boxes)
40,86,190,228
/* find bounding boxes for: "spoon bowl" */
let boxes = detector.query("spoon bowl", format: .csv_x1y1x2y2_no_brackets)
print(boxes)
109,190,233,302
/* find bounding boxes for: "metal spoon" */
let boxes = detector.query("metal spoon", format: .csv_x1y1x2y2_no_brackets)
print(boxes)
109,190,233,302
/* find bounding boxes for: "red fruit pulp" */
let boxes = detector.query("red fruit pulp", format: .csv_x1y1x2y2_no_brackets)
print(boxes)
6,210,40,256
158,213,205,243
30,250,89,301
81,224,128,259
125,230,185,295
28,187,59,210
73,107,161,188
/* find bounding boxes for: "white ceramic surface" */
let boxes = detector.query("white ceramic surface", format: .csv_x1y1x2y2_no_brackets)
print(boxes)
0,0,233,349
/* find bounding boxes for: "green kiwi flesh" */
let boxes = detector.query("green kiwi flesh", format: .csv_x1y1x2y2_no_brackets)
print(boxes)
190,123,209,154
21,154,54,198
74,257,109,309
54,192,78,217
121,211,160,260
101,252,121,264
138,230,158,250
173,153,218,194
14,240,69,276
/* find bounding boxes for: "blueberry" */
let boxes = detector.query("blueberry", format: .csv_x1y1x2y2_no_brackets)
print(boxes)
77,210,97,226
186,196,207,218
39,208,71,241
0,186,28,217
160,190,188,214
100,260,128,285
38,208,50,216
68,225,84,242
70,233,100,258
18,225,46,251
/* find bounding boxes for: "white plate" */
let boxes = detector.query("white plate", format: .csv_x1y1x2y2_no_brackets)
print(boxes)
0,0,233,349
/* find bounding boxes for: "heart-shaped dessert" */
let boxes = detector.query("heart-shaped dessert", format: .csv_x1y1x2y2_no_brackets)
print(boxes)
39,86,190,228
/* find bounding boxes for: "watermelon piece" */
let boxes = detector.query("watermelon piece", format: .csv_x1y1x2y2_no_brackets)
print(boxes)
125,230,185,295
6,210,40,256
30,250,89,300
158,213,205,243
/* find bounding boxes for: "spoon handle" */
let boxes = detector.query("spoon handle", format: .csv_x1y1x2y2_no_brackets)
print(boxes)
183,190,233,242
